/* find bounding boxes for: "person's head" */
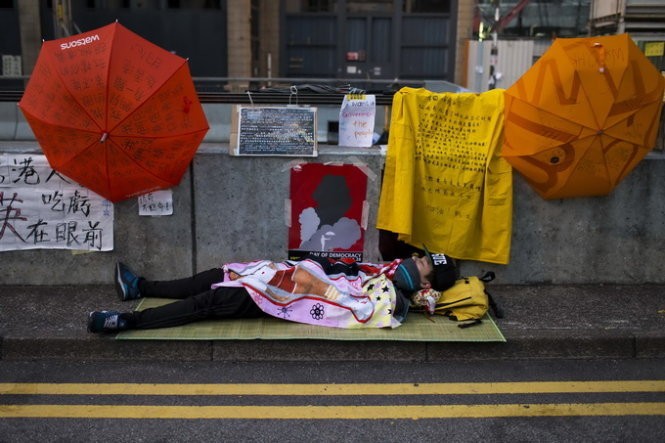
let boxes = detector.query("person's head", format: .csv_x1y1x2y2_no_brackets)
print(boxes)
422,245,458,291
392,255,434,293
392,247,458,294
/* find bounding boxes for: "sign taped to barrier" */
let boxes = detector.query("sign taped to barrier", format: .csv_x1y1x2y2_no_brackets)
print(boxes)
0,154,114,251
230,105,318,157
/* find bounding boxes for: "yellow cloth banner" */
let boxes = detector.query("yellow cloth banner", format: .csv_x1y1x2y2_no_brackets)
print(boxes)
377,87,512,264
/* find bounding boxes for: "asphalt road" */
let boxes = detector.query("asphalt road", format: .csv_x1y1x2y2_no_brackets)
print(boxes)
1,358,664,442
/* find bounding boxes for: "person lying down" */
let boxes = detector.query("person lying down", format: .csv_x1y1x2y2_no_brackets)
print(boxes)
88,250,458,333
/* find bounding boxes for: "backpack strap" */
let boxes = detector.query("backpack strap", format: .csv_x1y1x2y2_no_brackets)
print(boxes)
479,271,504,319
486,291,504,319
479,271,495,283
458,319,483,328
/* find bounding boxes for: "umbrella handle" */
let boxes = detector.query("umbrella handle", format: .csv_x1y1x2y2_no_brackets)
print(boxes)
100,132,108,143
592,42,605,73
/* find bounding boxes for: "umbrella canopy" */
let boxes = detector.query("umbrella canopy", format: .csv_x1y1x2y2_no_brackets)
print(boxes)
18,22,209,202
502,34,664,199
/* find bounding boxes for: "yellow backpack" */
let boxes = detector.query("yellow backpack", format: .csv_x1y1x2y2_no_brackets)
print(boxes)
411,272,502,327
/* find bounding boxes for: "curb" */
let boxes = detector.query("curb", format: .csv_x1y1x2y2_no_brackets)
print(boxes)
2,332,664,362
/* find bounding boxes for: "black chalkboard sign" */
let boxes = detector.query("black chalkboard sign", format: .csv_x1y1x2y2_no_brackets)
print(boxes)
230,106,318,157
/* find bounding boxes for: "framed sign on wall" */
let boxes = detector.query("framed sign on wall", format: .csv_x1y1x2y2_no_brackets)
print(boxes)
230,106,318,157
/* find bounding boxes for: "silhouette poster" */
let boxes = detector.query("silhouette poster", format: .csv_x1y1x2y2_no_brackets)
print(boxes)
288,163,367,261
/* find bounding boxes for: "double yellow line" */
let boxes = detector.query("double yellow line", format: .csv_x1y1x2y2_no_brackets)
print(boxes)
1,381,664,419
2,403,664,419
2,380,665,396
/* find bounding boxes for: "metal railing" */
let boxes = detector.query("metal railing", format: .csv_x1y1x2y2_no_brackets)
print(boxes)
0,76,466,105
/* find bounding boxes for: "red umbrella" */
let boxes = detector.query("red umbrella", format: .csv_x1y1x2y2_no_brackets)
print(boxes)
18,22,209,202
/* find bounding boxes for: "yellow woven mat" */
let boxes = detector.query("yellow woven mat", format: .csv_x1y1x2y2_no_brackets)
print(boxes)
116,298,505,342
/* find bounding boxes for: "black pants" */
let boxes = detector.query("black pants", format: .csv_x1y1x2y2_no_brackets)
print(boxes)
132,268,266,330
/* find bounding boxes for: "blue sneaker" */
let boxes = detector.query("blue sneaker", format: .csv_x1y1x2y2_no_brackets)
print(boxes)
87,311,128,333
115,262,141,301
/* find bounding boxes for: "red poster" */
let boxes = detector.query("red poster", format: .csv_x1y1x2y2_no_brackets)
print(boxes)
288,163,367,261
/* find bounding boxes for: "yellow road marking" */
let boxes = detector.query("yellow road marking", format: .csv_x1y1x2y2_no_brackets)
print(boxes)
1,403,664,419
1,381,664,396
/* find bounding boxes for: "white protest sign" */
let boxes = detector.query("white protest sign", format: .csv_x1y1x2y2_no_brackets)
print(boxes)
138,190,173,216
0,154,114,251
338,94,376,148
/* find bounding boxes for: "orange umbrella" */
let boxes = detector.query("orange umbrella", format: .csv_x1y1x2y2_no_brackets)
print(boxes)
502,34,664,199
18,22,208,202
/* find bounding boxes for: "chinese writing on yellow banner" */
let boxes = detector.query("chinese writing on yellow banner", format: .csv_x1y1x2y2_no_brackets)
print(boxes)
377,87,512,264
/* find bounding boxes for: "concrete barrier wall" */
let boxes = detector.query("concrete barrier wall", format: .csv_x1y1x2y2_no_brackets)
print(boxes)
468,156,665,284
2,102,664,285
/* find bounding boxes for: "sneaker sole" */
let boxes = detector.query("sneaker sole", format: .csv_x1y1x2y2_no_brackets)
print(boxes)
86,311,96,333
115,263,128,301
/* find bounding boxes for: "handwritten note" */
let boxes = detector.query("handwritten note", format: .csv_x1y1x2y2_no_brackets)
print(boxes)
0,154,114,251
644,41,664,57
338,94,376,148
138,190,173,216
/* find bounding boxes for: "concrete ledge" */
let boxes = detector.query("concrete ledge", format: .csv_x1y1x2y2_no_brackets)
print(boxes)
1,102,388,145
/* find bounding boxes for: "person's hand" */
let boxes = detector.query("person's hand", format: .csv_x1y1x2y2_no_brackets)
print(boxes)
411,288,439,314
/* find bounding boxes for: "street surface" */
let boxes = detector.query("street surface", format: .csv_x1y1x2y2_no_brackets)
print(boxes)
1,358,664,442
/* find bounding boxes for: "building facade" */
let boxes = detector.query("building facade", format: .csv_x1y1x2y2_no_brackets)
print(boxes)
3,1,632,91
2,1,469,86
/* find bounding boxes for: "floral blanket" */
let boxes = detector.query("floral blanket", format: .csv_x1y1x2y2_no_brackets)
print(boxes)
213,258,403,329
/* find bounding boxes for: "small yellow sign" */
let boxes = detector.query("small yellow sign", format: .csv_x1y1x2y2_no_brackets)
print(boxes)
644,41,664,57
